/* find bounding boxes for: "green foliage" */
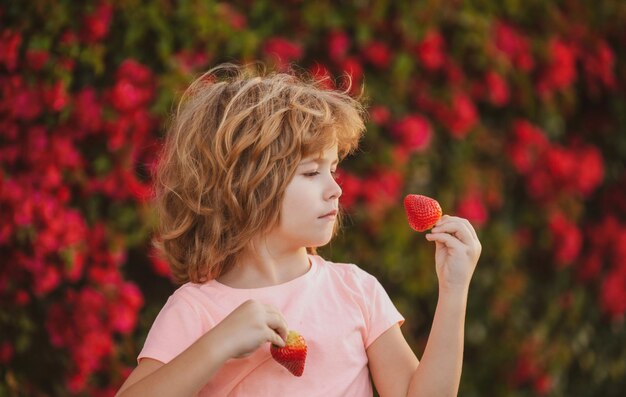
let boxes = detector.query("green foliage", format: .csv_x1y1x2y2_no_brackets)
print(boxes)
2,0,626,395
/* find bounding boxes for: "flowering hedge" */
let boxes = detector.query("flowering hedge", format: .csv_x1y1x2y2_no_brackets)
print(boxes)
2,1,626,395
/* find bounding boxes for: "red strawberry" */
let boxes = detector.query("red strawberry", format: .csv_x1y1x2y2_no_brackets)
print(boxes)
404,194,442,232
270,330,307,377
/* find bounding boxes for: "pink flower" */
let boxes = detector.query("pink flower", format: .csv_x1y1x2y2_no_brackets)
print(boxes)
362,40,391,69
391,114,432,152
414,30,446,71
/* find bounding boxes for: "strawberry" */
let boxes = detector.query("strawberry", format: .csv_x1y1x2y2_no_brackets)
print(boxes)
404,194,442,232
270,330,307,377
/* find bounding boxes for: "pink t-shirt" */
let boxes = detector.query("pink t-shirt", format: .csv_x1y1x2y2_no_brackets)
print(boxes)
138,254,405,396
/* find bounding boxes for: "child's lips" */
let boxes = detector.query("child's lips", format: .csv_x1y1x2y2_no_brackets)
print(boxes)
318,209,338,219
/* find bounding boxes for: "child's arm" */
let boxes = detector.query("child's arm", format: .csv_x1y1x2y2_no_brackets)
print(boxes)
116,299,289,397
367,215,481,397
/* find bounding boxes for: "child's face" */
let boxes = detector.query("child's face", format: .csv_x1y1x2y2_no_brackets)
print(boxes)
270,144,342,250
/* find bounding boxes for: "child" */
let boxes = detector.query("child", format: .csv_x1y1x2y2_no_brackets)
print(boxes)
116,63,481,397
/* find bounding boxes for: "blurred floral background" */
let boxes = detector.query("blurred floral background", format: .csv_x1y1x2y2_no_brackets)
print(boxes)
2,0,626,396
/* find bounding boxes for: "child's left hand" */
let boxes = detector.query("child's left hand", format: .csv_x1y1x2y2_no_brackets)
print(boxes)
425,215,481,293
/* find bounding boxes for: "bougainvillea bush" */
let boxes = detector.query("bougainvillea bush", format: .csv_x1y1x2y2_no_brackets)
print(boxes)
2,0,626,395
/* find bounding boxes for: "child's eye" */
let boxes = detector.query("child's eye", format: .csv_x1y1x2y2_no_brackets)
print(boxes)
304,171,320,177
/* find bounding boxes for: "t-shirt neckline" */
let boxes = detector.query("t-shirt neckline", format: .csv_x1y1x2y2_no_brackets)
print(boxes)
207,254,318,293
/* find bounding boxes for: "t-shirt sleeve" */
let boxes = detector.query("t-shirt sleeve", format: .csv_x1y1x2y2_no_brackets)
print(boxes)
138,290,208,364
352,265,405,348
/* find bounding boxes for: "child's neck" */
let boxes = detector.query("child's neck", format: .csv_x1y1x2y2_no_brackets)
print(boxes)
216,247,311,289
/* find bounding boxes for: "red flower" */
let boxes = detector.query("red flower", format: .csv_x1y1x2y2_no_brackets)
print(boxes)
328,30,350,61
493,21,534,71
537,39,577,96
369,105,390,126
309,63,334,90
362,169,403,216
391,114,432,153
484,71,510,106
544,146,577,186
414,30,446,71
362,40,391,69
263,37,303,69
508,120,549,175
548,212,582,266
0,30,21,71
12,86,43,120
583,40,616,91
339,57,363,92
577,254,603,282
150,248,172,278
456,191,488,227
216,3,247,31
26,49,50,71
81,3,113,43
174,49,211,74
533,373,554,395
335,169,361,211
43,81,69,112
600,270,626,319
572,145,604,196
73,88,103,134
116,59,153,85
110,80,148,112
437,93,478,139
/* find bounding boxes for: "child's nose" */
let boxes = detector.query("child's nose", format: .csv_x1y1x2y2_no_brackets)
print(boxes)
326,175,342,200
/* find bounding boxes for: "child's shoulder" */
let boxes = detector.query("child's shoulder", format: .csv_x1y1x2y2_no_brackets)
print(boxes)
312,254,379,286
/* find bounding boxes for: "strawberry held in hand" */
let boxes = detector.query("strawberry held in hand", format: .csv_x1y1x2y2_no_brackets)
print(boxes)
270,330,307,377
404,194,442,232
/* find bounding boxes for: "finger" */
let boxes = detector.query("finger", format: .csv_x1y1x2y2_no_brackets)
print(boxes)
425,231,465,250
268,328,286,347
459,217,478,240
431,220,473,245
438,215,478,241
265,307,289,342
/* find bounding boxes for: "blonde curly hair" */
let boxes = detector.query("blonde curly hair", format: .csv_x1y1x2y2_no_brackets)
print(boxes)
153,63,366,284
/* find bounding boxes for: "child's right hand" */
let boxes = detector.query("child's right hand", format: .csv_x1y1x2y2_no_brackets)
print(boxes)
212,299,289,359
